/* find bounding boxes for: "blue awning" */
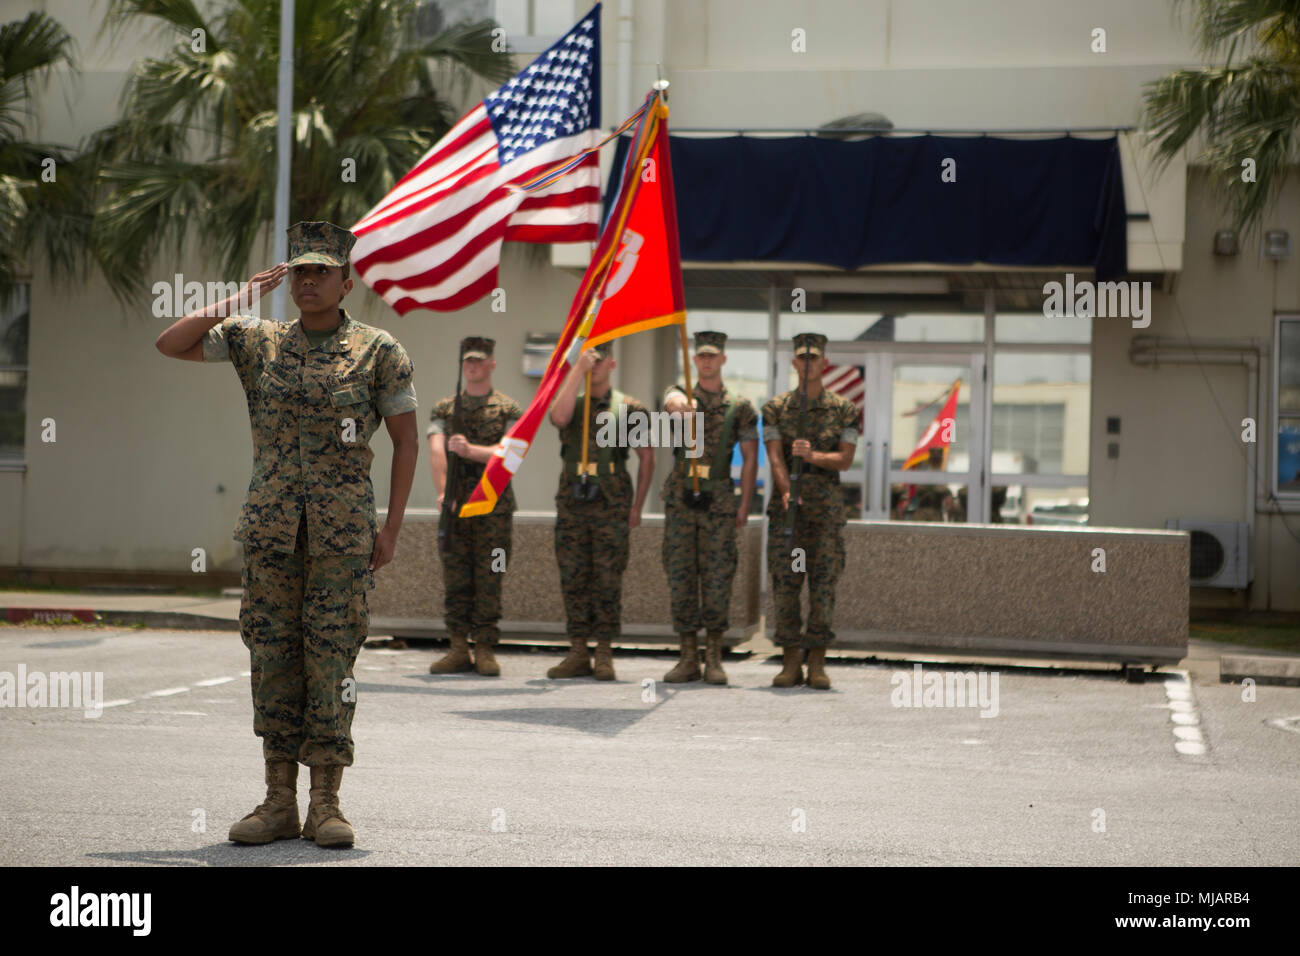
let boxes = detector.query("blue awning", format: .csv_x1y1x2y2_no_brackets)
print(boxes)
606,133,1127,280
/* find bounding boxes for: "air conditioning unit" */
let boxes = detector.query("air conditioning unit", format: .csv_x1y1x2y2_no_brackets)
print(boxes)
1164,519,1253,588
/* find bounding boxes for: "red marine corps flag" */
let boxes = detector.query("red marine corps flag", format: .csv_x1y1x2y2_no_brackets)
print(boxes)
460,88,685,517
903,379,962,470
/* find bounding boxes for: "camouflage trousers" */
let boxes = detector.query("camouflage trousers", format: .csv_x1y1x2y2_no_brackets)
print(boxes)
239,519,373,766
766,511,845,648
440,510,512,643
662,507,737,634
555,498,630,641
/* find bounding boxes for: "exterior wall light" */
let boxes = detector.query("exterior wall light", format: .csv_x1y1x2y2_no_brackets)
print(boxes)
1262,230,1291,260
1212,230,1239,256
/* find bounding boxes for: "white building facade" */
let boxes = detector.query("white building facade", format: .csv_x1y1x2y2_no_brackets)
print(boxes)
3,0,1296,610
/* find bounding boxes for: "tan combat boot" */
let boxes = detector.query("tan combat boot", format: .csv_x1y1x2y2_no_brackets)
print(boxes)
228,760,300,844
474,640,500,676
547,638,592,679
593,638,616,681
805,647,832,690
302,765,354,847
664,633,701,682
704,631,728,685
771,646,805,688
429,633,473,674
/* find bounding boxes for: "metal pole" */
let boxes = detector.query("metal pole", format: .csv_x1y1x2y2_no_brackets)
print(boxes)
270,0,294,322
678,322,699,495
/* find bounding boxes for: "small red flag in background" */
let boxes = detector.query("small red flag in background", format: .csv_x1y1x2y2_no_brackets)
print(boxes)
903,379,961,470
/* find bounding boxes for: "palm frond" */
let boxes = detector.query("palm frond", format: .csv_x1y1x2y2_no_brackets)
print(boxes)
92,157,219,299
81,0,519,298
0,11,76,86
0,12,76,137
0,172,29,291
101,0,218,52
1144,1,1300,234
415,17,519,86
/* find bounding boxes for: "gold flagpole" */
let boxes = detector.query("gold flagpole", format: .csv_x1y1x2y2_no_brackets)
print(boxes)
580,368,594,476
678,324,699,495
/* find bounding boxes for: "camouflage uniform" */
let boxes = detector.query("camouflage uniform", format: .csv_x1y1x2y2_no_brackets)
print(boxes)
554,387,647,644
205,300,416,767
763,369,858,649
660,382,758,634
429,387,521,644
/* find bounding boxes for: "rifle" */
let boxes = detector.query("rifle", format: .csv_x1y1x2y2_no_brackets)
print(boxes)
783,353,811,554
678,324,710,510
437,343,467,553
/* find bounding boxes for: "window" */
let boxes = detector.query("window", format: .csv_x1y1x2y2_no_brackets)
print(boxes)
0,284,29,465
991,310,1090,523
991,353,1090,477
777,310,983,343
995,312,1091,345
416,0,494,39
990,403,1066,473
1276,315,1300,497
488,0,577,52
668,288,1095,523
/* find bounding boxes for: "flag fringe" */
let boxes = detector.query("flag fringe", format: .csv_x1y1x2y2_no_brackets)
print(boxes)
508,100,652,195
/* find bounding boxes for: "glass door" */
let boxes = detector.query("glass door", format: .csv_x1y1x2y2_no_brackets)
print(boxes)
768,346,987,522
869,351,986,523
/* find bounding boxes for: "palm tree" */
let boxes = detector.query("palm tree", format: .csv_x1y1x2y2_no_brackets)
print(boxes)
91,0,518,300
0,11,87,304
1143,0,1300,236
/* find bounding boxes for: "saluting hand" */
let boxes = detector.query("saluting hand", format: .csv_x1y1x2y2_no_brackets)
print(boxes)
241,263,288,304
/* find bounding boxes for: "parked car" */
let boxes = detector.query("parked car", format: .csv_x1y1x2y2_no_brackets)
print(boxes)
1026,500,1089,526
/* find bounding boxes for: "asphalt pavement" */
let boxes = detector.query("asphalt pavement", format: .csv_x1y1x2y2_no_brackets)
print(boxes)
2,624,1297,866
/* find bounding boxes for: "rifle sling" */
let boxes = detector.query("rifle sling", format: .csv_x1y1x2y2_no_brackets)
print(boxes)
562,389,629,485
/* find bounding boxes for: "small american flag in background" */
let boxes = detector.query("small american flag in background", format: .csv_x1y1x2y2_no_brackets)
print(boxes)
350,5,603,314
823,363,865,430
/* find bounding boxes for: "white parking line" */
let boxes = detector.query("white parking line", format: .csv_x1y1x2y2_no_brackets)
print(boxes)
1265,715,1300,735
1162,671,1207,756
94,674,245,712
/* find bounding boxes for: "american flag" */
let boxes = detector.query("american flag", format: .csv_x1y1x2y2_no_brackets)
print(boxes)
823,362,865,430
350,6,602,314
